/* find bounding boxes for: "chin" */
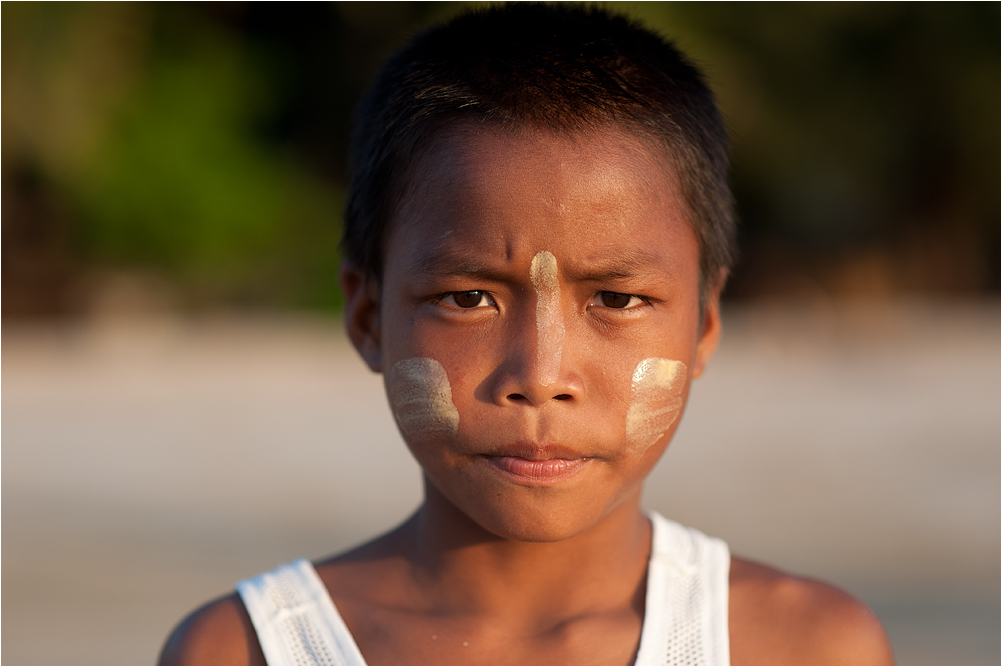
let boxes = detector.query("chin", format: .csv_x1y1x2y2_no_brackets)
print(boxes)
463,489,612,543
422,458,643,543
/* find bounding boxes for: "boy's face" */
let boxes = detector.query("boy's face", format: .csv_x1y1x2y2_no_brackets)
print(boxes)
342,125,721,542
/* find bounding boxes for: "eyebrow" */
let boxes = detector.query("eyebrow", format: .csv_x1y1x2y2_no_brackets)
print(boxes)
414,249,511,282
564,250,674,283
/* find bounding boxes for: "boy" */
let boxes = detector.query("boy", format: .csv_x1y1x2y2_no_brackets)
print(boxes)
161,5,894,665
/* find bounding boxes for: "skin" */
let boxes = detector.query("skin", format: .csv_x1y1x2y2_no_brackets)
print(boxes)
160,125,894,666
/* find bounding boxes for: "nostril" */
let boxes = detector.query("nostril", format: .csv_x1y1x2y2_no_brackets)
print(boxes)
504,392,572,403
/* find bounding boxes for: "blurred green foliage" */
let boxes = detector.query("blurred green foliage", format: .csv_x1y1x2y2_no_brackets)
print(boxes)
2,2,998,316
78,21,344,308
627,2,1000,297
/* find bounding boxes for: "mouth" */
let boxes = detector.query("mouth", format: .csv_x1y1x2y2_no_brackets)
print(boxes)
480,443,592,486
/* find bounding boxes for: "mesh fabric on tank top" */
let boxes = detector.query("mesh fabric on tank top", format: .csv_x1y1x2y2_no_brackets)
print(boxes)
237,558,367,665
268,565,338,666
634,513,730,665
664,525,707,665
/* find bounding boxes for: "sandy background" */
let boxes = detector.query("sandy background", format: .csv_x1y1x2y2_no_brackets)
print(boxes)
3,298,999,665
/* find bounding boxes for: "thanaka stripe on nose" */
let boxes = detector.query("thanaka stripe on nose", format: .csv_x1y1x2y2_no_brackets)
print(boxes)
530,251,564,387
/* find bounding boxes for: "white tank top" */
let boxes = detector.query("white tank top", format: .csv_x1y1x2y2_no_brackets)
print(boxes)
236,511,730,666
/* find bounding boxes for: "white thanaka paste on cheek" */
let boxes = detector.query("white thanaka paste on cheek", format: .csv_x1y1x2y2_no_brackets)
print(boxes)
530,251,565,386
388,358,459,440
625,358,686,452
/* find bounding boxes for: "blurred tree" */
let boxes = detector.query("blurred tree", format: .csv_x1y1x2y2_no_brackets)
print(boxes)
3,3,150,315
2,2,998,317
3,3,345,313
619,2,1000,298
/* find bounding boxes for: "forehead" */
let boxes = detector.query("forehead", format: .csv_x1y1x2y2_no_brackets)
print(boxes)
387,124,696,275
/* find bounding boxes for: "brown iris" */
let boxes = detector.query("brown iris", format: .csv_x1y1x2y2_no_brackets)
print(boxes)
453,291,486,308
599,291,633,308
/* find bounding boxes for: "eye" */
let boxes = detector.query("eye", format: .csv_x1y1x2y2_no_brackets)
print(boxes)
439,290,495,309
590,291,646,309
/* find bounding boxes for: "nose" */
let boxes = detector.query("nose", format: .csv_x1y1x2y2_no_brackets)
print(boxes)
491,358,582,406
489,311,583,407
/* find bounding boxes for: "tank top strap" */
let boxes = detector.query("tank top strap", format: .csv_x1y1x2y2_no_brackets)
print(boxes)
634,511,731,666
236,558,367,666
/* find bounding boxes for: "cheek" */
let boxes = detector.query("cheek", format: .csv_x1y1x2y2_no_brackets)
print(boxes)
625,357,686,452
388,357,460,441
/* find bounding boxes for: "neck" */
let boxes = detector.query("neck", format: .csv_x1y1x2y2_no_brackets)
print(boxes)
395,476,652,617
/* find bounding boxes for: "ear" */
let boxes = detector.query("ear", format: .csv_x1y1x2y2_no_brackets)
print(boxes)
692,269,726,379
339,261,383,373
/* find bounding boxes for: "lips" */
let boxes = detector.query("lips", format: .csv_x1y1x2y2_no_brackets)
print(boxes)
481,442,591,486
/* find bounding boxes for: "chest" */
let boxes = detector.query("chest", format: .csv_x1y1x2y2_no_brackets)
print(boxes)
235,515,730,665
338,604,643,665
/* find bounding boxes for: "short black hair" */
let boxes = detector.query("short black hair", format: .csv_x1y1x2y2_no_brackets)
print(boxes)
343,3,736,304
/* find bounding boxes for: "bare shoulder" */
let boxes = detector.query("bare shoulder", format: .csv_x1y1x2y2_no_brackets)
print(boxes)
729,556,894,666
158,593,265,666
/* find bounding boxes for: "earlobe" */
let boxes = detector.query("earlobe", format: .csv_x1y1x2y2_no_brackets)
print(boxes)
339,261,383,373
692,270,726,379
